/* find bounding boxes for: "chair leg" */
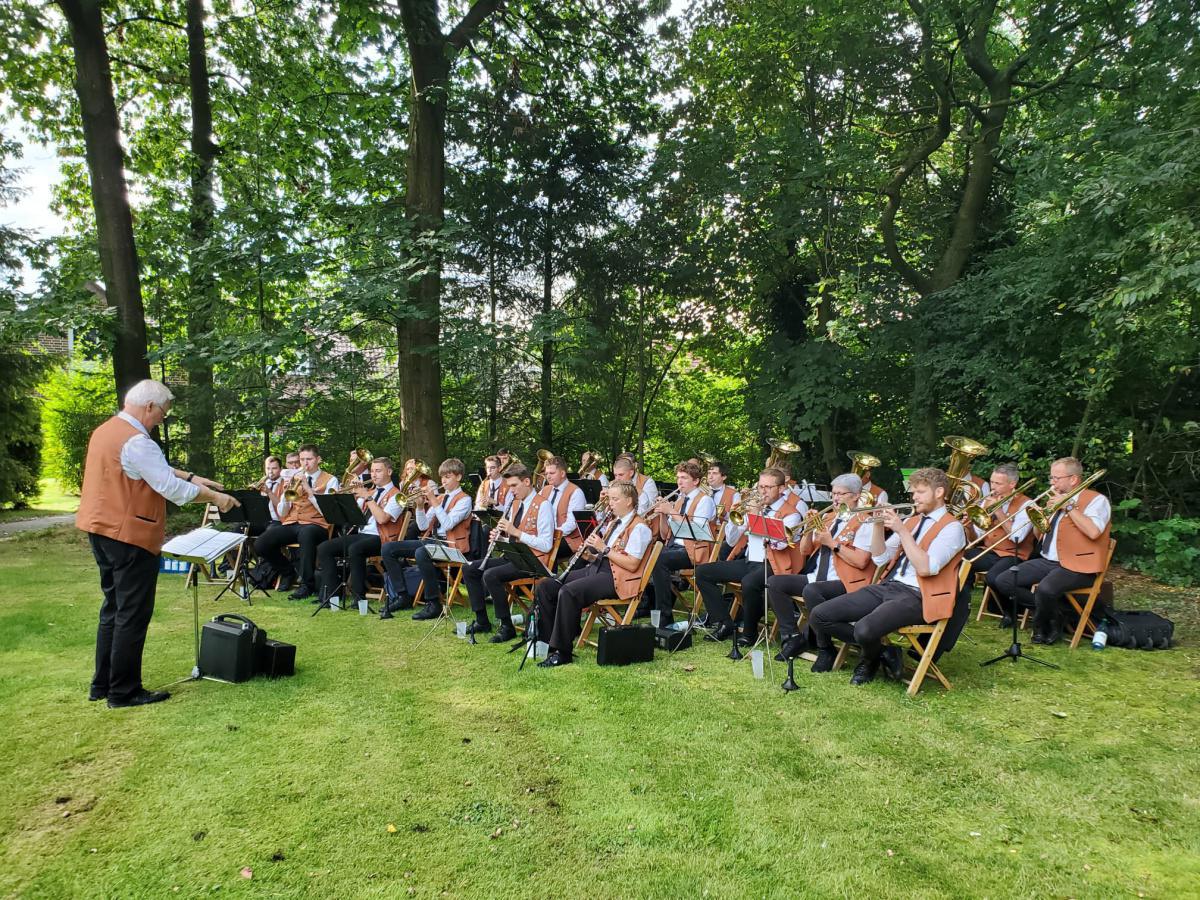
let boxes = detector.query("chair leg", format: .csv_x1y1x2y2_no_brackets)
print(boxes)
577,609,598,648
1067,585,1102,650
904,627,949,696
833,643,852,671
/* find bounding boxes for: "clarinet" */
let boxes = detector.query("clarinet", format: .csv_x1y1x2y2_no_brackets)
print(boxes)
480,495,518,572
556,505,614,582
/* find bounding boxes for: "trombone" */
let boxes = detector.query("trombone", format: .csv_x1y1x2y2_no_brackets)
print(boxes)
960,478,1038,531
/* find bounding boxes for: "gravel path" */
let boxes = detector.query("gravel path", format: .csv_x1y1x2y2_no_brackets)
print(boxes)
0,514,75,538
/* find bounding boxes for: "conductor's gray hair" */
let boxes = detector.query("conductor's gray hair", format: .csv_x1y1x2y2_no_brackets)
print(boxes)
123,379,175,409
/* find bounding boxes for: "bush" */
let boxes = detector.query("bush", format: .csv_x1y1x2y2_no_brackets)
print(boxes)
0,350,47,508
42,365,116,494
1111,500,1200,587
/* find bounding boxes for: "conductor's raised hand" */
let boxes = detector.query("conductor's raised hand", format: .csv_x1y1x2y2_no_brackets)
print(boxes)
215,492,240,513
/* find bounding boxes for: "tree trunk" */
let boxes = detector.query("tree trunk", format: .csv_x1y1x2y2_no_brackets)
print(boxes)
58,0,151,404
540,200,554,448
185,0,216,474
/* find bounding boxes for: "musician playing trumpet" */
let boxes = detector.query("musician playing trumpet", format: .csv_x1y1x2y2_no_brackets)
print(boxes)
992,457,1111,645
462,464,554,642
647,461,716,627
694,467,807,645
963,463,1035,626
315,458,404,609
532,481,653,668
808,468,965,685
766,474,875,660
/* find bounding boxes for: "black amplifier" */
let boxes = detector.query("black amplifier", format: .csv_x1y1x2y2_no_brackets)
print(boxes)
199,614,264,683
596,624,655,666
655,626,693,652
256,639,296,678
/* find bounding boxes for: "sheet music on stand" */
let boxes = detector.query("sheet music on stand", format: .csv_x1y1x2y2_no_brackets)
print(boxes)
492,540,554,578
670,517,716,542
745,514,788,543
162,528,246,566
572,509,600,540
425,540,470,565
795,481,831,504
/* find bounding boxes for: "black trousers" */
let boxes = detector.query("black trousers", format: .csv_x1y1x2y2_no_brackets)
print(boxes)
969,551,1025,616
695,557,773,630
993,557,1094,630
255,523,329,588
379,539,443,602
316,533,381,600
533,561,618,656
808,582,926,661
89,533,161,703
766,573,829,639
649,545,694,621
463,559,524,623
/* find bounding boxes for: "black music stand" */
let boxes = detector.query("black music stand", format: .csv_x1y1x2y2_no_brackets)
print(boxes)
739,513,787,673
311,493,367,616
213,491,273,604
569,478,603,505
668,515,716,653
466,473,483,492
493,541,554,670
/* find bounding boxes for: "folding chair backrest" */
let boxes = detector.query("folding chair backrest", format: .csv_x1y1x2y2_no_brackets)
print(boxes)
634,542,663,594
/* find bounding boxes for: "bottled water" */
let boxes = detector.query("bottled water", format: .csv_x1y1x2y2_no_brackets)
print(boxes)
1092,621,1108,650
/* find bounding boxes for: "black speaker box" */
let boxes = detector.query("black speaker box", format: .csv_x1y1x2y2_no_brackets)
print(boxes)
596,624,655,666
198,614,263,682
256,639,296,678
655,626,692,652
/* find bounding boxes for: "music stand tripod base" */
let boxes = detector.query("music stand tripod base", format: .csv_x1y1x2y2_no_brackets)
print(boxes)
981,605,1059,670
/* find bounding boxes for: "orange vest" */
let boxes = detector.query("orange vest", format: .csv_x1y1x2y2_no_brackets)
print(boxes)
881,512,963,623
423,489,472,551
656,490,713,567
863,480,884,501
989,491,1035,560
827,512,873,592
374,485,406,543
1052,489,1111,574
76,415,168,554
512,492,553,569
711,485,736,521
606,514,651,601
730,493,808,575
543,480,583,551
283,471,333,526
475,477,510,510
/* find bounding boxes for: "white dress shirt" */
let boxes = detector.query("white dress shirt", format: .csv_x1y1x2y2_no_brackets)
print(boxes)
805,514,876,575
723,495,806,562
514,494,556,554
872,506,966,590
417,487,472,537
360,486,403,538
636,477,658,517
277,469,340,517
116,411,200,507
671,488,716,546
993,495,1034,546
263,478,282,521
604,511,652,560
545,481,587,536
1042,494,1111,562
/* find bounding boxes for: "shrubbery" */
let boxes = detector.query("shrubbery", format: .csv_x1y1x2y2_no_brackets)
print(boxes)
41,365,116,494
0,350,46,508
1112,500,1200,587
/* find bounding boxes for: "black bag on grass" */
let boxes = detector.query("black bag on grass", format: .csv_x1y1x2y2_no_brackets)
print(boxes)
1103,611,1174,650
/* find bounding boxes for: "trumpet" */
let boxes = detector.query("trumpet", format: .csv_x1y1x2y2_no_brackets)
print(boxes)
782,502,855,545
841,502,916,523
333,479,375,494
727,487,763,526
282,473,309,502
246,476,268,491
341,448,372,484
647,488,682,521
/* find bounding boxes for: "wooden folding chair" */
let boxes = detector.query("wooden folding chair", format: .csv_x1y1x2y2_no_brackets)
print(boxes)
1064,538,1116,649
414,558,468,612
576,542,663,648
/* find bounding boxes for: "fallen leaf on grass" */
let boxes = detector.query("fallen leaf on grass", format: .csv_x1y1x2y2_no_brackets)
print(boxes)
386,823,397,833
490,828,503,839
886,849,894,857
1051,711,1068,718
239,867,253,880
683,665,696,672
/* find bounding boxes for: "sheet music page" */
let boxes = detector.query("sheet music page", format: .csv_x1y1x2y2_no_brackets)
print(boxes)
161,528,246,564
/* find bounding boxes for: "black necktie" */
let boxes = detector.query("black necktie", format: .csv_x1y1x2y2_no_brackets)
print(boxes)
816,519,841,581
550,487,559,507
373,487,383,504
489,481,498,500
512,501,525,530
1040,508,1065,555
307,475,313,488
890,516,929,579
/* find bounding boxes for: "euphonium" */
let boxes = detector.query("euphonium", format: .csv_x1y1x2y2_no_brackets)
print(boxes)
727,487,763,526
532,448,553,486
341,448,373,484
396,461,433,508
847,450,882,506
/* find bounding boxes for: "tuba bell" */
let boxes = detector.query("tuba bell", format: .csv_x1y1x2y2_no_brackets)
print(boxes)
765,437,801,471
341,448,373,485
942,435,990,513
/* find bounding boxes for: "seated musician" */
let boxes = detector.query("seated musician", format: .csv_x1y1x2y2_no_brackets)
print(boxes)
496,448,513,472
859,461,889,506
532,481,653,668
964,463,1034,626
808,467,965,684
647,461,716,627
475,455,512,512
255,444,340,599
612,453,658,516
379,458,473,620
283,451,301,480
766,474,874,660
315,457,403,609
578,451,609,488
540,456,587,566
462,463,555,642
992,456,1111,645
693,467,806,645
705,460,740,562
397,458,435,539
254,455,284,535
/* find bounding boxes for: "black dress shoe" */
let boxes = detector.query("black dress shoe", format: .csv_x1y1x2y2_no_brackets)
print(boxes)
379,606,394,620
735,632,753,648
1031,630,1047,644
276,575,296,593
1043,623,1063,645
537,651,572,668
466,620,493,635
412,601,441,621
811,648,838,673
880,645,904,682
850,658,879,686
706,621,737,642
999,614,1014,629
288,585,315,601
107,690,170,709
779,633,808,661
391,595,414,611
490,623,517,643
88,688,107,702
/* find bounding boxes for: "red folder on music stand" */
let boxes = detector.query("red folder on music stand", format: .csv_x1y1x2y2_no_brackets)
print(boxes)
746,514,786,543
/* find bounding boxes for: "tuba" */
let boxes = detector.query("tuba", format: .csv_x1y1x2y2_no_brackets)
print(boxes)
942,435,990,513
847,450,883,507
765,437,801,471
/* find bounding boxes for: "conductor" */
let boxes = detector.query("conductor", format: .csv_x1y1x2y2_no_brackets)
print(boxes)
76,379,238,708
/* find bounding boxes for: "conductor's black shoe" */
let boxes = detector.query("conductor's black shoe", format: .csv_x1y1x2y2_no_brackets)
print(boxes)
88,687,107,702
412,601,441,621
999,615,1014,629
490,623,517,643
880,646,904,682
850,658,879,686
811,648,838,673
706,620,737,642
537,651,572,668
107,690,170,709
466,620,492,635
778,633,807,661
288,585,314,601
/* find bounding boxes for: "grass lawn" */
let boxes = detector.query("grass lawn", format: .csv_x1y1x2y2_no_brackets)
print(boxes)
2,528,1198,898
0,479,79,524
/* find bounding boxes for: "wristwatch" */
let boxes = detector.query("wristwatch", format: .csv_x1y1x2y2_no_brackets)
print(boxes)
186,473,195,483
